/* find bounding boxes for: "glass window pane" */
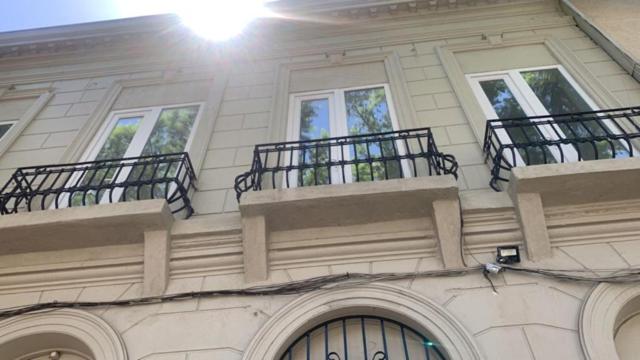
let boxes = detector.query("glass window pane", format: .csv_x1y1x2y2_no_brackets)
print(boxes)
522,68,627,160
298,98,330,186
71,116,142,206
344,87,401,181
0,123,13,140
96,117,141,160
140,106,199,156
132,106,199,201
479,79,555,165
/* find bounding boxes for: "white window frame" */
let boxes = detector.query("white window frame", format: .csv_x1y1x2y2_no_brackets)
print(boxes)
286,84,410,187
56,102,204,208
0,120,17,141
467,65,631,166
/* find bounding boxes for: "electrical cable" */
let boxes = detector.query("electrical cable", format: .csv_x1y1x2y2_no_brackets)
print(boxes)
3,264,640,319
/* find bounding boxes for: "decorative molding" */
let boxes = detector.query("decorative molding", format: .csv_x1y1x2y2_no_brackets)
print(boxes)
0,309,128,360
0,88,52,159
268,51,418,143
57,71,221,181
272,0,544,19
546,198,640,248
258,2,571,60
579,283,640,360
242,283,484,360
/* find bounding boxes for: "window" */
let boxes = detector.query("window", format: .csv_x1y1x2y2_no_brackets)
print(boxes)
0,120,15,141
65,103,202,206
468,65,630,166
287,84,409,186
279,315,447,360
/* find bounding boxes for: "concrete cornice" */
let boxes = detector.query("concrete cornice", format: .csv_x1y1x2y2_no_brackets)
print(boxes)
0,14,188,60
0,14,179,47
0,0,551,61
271,0,546,17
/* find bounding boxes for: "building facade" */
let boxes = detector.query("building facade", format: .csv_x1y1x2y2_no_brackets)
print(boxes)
1,0,640,359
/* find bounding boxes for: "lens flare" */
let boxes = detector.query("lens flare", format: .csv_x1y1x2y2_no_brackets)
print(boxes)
114,0,274,42
176,0,273,41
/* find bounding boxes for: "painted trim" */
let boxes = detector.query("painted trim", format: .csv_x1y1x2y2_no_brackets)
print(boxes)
466,64,626,164
0,89,53,159
437,35,624,147
287,83,410,186
56,102,204,208
242,283,483,360
269,51,418,144
58,72,224,181
0,309,128,360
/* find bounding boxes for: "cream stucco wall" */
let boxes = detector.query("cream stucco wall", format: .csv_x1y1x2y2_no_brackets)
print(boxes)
567,0,640,62
1,1,640,359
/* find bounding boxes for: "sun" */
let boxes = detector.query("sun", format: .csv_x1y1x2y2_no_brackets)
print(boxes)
114,0,274,42
176,0,274,41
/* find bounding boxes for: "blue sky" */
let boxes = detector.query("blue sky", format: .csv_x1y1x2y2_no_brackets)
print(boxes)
0,0,171,32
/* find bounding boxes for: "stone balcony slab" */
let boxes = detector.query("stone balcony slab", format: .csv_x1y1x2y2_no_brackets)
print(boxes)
239,176,463,282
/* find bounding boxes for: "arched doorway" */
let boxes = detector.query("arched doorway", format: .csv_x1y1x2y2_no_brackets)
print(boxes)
243,283,483,360
280,315,447,360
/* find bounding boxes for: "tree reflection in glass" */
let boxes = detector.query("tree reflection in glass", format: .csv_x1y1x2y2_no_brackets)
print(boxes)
298,99,331,186
70,117,141,206
480,79,556,165
345,87,401,181
125,106,199,201
521,68,628,160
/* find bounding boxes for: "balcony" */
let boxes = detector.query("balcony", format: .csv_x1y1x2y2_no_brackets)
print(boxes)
233,127,462,281
0,152,197,218
234,127,458,200
483,106,640,190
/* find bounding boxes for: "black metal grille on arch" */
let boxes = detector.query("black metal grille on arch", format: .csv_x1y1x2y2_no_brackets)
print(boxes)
0,152,196,218
234,127,458,200
280,315,448,360
483,106,640,190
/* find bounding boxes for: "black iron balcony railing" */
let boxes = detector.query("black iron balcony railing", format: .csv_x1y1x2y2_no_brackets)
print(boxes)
234,127,458,200
484,106,640,190
0,152,197,218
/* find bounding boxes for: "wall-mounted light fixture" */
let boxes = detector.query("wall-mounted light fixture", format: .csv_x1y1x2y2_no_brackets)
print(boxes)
496,246,520,264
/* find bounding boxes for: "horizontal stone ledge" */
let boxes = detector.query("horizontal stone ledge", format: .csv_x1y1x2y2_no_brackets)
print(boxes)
240,175,459,230
0,199,173,254
508,157,640,207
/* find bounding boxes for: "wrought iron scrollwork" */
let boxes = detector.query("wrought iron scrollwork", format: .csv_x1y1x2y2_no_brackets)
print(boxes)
234,127,457,201
0,152,197,218
280,315,447,360
371,351,387,360
483,106,640,190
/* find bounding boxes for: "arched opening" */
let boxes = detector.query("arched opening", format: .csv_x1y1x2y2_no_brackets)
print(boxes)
0,309,127,360
2,332,93,360
613,293,640,360
280,315,448,360
580,284,640,360
243,284,482,360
